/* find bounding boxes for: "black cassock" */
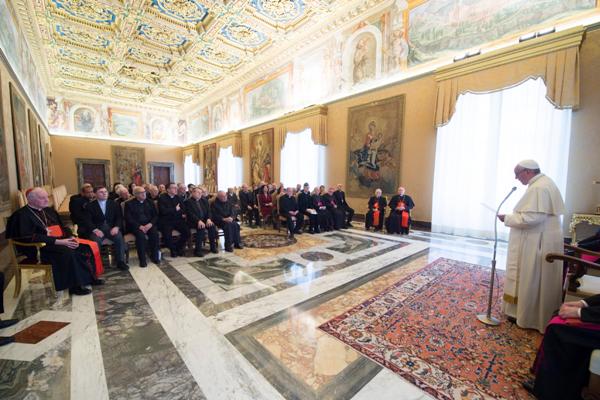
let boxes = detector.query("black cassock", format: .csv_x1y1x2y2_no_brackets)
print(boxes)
312,194,332,231
322,194,345,229
210,199,241,248
365,196,387,230
6,206,95,291
386,194,415,234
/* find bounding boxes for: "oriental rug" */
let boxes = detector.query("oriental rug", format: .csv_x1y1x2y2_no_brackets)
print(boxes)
319,258,540,400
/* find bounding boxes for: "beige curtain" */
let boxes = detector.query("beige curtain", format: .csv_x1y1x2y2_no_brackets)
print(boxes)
434,26,584,127
182,145,200,164
276,105,328,148
218,131,242,157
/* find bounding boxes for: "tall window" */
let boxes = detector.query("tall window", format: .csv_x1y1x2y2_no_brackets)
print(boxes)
280,129,325,188
184,153,201,185
432,78,572,240
217,146,243,191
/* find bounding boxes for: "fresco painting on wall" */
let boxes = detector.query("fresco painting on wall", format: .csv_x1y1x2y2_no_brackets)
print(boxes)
244,65,292,121
408,0,597,66
10,84,33,190
352,34,377,85
249,128,273,185
109,109,142,139
27,109,43,187
150,118,169,141
189,108,209,142
177,119,187,143
347,95,404,198
203,143,217,192
73,107,95,133
112,146,145,186
0,74,10,210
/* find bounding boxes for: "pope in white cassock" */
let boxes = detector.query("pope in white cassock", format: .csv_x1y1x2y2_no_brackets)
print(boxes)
497,160,565,333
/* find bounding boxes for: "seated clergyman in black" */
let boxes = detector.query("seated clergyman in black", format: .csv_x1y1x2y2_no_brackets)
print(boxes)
279,187,304,238
158,183,190,258
0,271,19,346
69,183,95,237
239,183,260,227
82,186,129,270
322,187,345,230
7,188,102,296
124,187,160,268
185,187,218,256
211,191,243,252
298,183,319,234
334,184,354,228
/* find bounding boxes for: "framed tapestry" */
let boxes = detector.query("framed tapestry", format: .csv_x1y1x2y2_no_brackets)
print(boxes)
76,158,111,189
9,83,33,190
248,128,273,185
346,95,405,198
111,146,145,186
148,162,174,186
0,73,11,210
28,109,43,187
202,143,217,193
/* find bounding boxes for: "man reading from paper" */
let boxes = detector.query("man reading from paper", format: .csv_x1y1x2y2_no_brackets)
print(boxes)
497,160,565,333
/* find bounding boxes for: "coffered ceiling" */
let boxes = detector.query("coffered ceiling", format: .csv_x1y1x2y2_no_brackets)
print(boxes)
11,0,378,111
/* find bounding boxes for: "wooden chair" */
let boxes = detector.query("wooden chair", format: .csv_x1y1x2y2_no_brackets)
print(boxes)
8,239,54,298
546,244,600,297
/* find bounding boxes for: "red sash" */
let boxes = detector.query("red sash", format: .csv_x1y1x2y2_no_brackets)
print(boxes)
396,201,409,228
47,225,103,277
372,203,380,226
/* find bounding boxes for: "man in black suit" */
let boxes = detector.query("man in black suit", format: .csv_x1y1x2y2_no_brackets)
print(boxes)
334,184,354,228
211,191,243,252
185,187,218,256
298,183,318,234
69,183,95,236
124,187,160,268
239,183,260,227
82,186,129,270
227,187,240,219
158,183,190,258
526,295,600,399
279,187,304,238
0,271,19,346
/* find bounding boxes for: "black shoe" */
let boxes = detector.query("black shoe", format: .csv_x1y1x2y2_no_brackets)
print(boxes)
150,257,160,265
0,336,15,346
170,250,178,258
194,251,205,257
314,229,321,234
91,279,105,286
117,262,129,271
234,244,243,249
139,262,148,268
507,316,517,323
69,286,92,296
0,319,19,329
225,246,234,252
294,230,302,235
210,247,218,254
522,379,535,395
309,230,315,234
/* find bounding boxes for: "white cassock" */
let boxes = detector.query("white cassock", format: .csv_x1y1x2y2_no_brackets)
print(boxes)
502,173,565,333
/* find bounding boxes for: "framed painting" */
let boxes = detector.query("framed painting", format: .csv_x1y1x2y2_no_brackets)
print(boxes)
39,125,54,186
202,143,217,192
9,83,33,190
148,162,174,186
346,95,405,198
0,73,10,210
28,109,43,187
108,108,142,139
244,64,292,121
76,158,111,189
248,128,273,185
111,146,145,186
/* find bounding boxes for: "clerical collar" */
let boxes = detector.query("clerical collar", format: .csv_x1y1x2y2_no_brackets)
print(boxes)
27,204,43,212
98,199,106,203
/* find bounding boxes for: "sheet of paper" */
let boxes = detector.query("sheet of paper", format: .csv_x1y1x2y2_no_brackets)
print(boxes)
480,203,497,214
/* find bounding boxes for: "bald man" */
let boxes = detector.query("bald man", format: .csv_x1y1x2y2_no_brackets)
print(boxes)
211,191,243,252
7,188,99,295
498,159,565,333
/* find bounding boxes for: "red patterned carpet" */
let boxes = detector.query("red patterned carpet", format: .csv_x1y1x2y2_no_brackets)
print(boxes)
319,258,541,399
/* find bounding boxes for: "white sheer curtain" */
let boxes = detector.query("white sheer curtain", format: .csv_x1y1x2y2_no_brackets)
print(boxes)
217,146,243,191
184,154,201,185
280,129,325,188
432,78,572,240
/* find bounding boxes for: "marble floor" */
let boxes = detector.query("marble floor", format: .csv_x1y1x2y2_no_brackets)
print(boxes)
0,225,510,400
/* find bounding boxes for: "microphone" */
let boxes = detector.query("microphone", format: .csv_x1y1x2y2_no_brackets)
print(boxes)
478,185,518,326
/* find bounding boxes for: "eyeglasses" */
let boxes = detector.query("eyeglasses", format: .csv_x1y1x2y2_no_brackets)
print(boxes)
515,169,527,178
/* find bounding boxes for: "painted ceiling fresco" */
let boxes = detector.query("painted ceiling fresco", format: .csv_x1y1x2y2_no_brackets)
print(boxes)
10,0,353,111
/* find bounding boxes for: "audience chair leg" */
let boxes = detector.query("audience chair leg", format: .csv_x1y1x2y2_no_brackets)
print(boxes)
13,268,22,298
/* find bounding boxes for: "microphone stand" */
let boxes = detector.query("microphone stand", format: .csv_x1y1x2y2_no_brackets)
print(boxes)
477,187,517,326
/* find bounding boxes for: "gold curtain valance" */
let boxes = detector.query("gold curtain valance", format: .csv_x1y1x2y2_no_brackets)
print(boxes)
434,26,584,127
276,105,328,148
217,131,242,157
182,145,200,164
